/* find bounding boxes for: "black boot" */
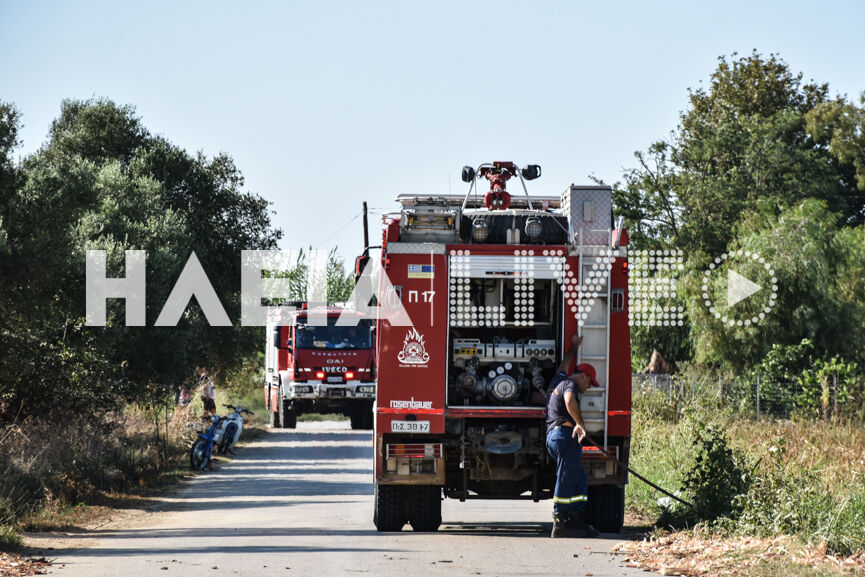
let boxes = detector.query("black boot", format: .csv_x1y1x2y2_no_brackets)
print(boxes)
567,510,600,538
551,512,580,538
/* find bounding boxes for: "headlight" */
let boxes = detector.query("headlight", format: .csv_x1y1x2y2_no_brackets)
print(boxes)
472,218,489,242
525,216,543,239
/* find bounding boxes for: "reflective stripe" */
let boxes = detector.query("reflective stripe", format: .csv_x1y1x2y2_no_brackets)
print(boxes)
553,495,588,504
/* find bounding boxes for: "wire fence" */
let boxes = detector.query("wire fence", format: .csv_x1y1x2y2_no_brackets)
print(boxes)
632,373,864,420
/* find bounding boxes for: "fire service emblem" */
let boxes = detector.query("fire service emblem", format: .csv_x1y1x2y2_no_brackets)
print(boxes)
397,327,430,365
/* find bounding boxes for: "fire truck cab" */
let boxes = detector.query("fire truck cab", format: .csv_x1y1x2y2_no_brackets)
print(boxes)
372,162,631,532
266,306,376,430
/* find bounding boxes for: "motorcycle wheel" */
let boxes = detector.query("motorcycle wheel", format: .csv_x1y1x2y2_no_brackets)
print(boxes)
190,438,209,470
218,423,237,455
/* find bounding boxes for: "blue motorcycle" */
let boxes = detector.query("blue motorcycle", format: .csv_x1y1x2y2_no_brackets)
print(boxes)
189,414,224,471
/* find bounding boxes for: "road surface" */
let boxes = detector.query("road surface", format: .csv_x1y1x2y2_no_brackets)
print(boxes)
31,422,646,577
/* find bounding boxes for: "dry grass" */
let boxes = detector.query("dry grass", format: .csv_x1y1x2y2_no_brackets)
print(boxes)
614,532,865,576
0,386,270,547
731,420,865,495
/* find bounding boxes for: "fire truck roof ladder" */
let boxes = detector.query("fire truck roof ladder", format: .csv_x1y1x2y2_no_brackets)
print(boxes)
576,227,612,452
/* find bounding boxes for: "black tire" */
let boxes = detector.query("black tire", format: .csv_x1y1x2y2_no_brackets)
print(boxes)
349,408,367,430
374,484,408,532
408,485,442,532
189,438,209,471
269,387,281,428
587,485,625,533
218,423,237,455
362,403,374,430
281,399,297,429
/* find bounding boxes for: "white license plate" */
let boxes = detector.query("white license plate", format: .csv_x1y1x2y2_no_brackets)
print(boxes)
391,420,430,433
327,376,343,383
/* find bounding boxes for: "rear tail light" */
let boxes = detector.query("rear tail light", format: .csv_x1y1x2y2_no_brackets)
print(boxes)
315,371,325,380
345,371,355,380
582,445,619,460
387,443,442,459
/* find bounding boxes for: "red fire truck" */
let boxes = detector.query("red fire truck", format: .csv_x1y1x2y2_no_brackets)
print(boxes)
372,162,631,532
266,305,376,429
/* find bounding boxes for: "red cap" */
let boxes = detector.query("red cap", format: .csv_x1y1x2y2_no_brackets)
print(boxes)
576,363,601,387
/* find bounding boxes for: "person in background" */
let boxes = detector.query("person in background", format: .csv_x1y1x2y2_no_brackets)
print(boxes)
199,368,216,417
546,334,601,538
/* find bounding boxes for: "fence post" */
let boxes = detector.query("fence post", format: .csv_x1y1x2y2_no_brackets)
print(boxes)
833,373,838,419
756,375,761,421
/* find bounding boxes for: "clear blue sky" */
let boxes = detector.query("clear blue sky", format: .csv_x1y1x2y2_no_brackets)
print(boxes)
3,1,864,264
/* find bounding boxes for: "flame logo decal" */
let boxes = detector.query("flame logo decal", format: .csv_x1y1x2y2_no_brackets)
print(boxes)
397,327,430,364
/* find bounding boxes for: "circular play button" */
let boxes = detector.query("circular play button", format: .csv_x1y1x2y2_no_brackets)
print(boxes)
702,251,777,327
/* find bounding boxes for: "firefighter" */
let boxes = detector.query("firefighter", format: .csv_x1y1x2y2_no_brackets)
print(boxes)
546,334,601,538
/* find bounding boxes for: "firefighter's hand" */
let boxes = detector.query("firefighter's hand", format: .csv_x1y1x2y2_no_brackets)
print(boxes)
572,423,586,443
571,334,583,349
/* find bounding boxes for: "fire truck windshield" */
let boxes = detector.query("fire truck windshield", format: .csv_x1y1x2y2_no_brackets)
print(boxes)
295,318,372,350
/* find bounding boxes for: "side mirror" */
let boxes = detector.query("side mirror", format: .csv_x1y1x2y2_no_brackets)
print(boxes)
271,328,281,348
355,255,370,282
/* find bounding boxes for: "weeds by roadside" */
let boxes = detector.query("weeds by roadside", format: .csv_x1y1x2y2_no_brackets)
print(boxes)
628,380,865,561
0,387,265,551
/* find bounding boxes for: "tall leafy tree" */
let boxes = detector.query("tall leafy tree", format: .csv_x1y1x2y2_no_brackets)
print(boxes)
615,53,865,369
0,98,282,418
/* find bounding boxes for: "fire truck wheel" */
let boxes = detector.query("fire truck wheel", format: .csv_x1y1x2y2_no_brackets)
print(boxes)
587,485,625,533
349,407,373,430
281,400,297,429
374,484,408,532
408,485,442,532
349,411,362,430
269,403,281,428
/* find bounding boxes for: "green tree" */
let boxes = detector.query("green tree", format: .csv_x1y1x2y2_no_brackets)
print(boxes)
615,52,865,369
0,98,281,418
267,246,355,305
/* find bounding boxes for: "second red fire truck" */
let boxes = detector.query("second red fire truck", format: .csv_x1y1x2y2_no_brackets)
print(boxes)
371,162,632,532
266,305,376,429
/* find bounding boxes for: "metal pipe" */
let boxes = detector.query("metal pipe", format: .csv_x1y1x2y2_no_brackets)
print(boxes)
362,201,369,251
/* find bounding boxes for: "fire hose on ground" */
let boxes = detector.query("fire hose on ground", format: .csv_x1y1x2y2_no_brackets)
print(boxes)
582,435,707,516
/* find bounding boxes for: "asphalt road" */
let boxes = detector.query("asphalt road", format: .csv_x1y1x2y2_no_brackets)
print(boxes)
35,422,647,577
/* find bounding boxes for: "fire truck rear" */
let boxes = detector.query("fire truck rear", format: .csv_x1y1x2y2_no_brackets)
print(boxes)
372,162,631,532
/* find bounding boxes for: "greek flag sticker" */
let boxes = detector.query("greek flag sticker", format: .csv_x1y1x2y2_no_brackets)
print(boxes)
407,264,435,279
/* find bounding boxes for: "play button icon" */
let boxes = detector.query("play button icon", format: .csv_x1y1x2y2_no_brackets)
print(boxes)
727,270,762,308
702,250,777,327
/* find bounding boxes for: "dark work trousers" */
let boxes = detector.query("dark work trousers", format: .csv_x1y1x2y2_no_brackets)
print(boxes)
546,426,588,515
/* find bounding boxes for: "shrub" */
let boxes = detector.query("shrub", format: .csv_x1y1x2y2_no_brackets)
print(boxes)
729,441,865,555
655,421,749,528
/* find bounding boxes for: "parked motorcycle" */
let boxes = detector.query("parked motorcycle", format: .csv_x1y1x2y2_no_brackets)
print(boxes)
189,414,224,471
216,404,254,455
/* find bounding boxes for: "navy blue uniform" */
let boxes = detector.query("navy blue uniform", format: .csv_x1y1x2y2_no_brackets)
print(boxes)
545,371,588,515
